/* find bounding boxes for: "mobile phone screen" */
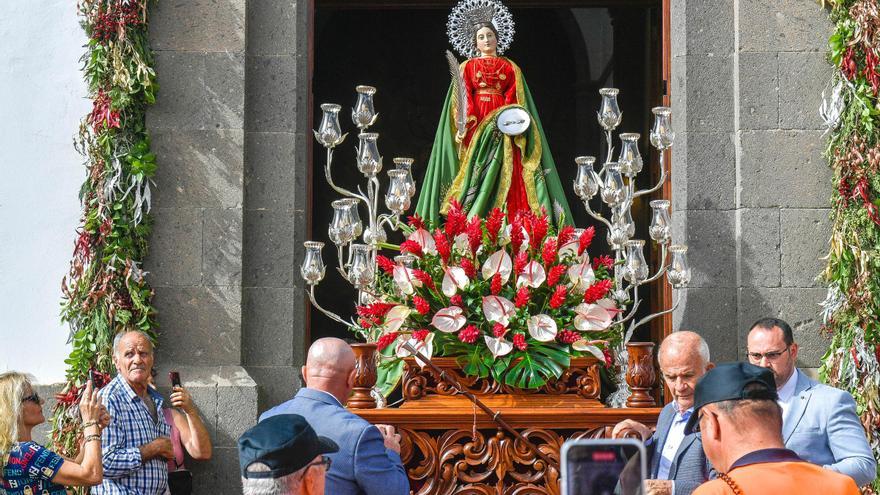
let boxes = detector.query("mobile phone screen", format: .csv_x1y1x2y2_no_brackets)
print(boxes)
562,440,645,495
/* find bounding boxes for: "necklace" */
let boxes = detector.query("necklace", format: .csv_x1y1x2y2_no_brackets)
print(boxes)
474,57,506,82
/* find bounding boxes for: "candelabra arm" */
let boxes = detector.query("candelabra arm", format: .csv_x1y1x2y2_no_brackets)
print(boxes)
625,289,683,340
633,152,667,199
377,213,404,232
324,148,370,204
306,285,359,329
583,200,613,230
598,130,615,177
641,244,670,285
336,245,350,280
617,285,641,327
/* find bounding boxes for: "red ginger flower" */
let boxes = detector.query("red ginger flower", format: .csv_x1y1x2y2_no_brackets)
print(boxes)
413,269,435,290
412,329,431,341
460,258,476,278
376,255,395,274
583,279,613,304
592,255,614,271
450,294,463,307
578,226,595,256
547,264,567,287
493,322,507,337
515,286,530,308
510,217,525,253
357,302,396,318
400,240,423,257
485,208,505,244
530,213,549,252
433,228,450,263
413,296,430,315
513,251,529,274
549,285,568,309
490,273,502,295
558,225,576,246
377,332,399,351
459,325,480,344
603,347,614,367
445,200,467,237
557,329,580,344
542,236,558,266
466,216,483,254
408,214,426,231
513,333,528,351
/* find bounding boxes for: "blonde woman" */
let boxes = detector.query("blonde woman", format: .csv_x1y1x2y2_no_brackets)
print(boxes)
1,372,106,494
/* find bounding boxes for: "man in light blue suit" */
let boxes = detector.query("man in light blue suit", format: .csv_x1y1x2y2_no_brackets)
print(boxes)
747,317,876,487
613,331,714,495
260,338,409,495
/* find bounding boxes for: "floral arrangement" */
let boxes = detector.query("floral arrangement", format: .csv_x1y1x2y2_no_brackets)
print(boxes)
360,202,621,390
50,0,159,459
820,0,880,488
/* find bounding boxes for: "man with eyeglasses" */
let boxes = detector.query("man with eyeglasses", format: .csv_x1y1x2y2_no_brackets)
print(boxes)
746,317,876,487
239,414,339,495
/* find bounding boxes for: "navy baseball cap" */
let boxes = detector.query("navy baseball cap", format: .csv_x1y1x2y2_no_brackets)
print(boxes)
684,362,778,435
238,414,339,479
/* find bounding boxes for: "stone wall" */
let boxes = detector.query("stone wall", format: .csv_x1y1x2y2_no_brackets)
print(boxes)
670,0,833,365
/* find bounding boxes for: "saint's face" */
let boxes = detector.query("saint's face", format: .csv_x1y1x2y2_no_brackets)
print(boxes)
476,26,498,57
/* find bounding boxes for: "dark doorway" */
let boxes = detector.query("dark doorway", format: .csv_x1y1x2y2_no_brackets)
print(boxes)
309,3,665,344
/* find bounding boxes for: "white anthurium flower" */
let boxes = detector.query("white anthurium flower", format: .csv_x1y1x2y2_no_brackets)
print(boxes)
567,260,596,293
431,306,467,333
453,233,469,253
383,306,412,333
527,314,558,342
441,266,470,297
516,261,546,288
396,332,435,367
596,298,622,316
572,340,605,361
393,265,422,295
481,249,513,283
484,335,514,358
558,238,586,260
499,224,530,251
482,295,516,326
408,228,437,254
573,302,614,331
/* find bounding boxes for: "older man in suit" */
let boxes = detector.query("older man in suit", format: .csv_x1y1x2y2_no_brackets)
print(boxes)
747,317,876,487
612,331,714,495
260,338,409,495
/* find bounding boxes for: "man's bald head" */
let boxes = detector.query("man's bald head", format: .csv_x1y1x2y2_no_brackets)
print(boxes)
658,330,710,365
658,331,713,411
304,338,356,386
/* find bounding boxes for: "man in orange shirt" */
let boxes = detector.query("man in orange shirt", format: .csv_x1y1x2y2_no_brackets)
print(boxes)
685,362,859,495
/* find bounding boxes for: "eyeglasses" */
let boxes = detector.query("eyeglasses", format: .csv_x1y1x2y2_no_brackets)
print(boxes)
692,409,716,433
298,456,332,480
21,392,41,404
747,346,791,362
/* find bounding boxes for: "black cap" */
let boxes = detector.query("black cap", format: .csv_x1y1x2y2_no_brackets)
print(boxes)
683,362,778,435
238,414,339,479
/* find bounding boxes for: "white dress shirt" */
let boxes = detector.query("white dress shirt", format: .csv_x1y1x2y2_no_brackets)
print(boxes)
657,403,693,481
776,368,799,419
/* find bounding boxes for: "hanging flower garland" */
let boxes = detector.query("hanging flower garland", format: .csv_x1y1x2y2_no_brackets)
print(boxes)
820,0,880,490
50,0,159,458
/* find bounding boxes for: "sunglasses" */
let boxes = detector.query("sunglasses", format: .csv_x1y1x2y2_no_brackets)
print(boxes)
21,392,41,404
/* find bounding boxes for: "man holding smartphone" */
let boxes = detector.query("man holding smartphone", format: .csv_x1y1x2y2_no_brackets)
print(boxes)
611,331,714,495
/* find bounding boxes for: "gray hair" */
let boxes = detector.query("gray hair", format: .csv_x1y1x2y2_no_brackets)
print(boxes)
241,463,306,495
112,330,154,357
659,330,710,364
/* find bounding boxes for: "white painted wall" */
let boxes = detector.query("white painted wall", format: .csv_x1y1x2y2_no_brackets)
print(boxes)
0,0,91,383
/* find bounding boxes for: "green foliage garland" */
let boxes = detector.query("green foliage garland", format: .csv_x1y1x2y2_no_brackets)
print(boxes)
50,0,158,458
820,0,880,490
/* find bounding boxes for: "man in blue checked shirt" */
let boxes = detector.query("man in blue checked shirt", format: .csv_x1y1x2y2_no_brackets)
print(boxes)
95,330,174,495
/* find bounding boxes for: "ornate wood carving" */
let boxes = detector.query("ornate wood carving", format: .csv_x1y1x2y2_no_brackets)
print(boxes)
625,342,657,408
402,357,602,402
348,342,378,409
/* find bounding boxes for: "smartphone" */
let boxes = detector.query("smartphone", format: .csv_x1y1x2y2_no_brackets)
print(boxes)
169,371,181,388
561,438,646,495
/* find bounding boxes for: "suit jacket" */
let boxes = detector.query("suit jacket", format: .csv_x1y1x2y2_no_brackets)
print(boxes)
782,370,876,487
648,402,712,495
260,388,409,495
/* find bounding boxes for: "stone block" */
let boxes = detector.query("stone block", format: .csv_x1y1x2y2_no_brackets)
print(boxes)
779,52,833,130
247,365,302,415
737,287,829,366
246,1,297,56
739,0,832,53
244,132,299,210
670,0,734,57
672,209,737,288
740,130,831,208
144,207,202,286
215,367,259,447
245,55,298,132
739,52,778,130
670,55,688,133
151,130,244,209
781,208,831,288
673,288,738,362
242,209,296,288
147,52,245,132
670,0,686,58
242,287,296,367
191,446,241,495
683,54,734,132
203,208,243,287
149,0,245,53
153,286,242,366
739,208,780,288
671,131,736,211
